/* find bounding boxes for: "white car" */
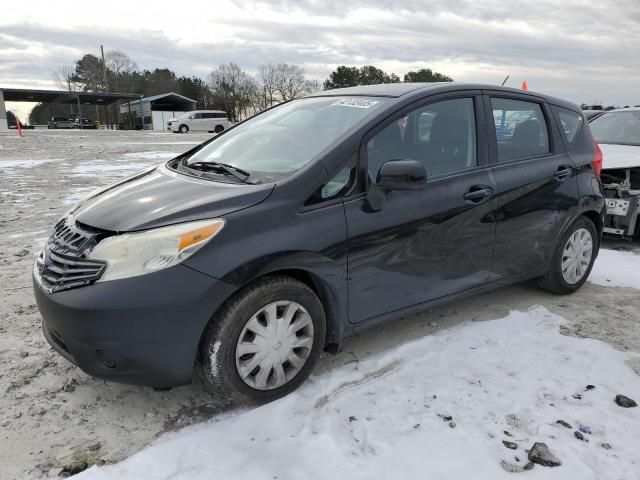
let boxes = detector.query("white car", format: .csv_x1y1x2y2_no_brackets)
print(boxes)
589,107,640,237
168,110,230,134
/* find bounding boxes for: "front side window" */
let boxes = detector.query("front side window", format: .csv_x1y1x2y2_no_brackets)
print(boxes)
590,110,640,146
367,97,477,181
491,98,550,162
183,97,388,183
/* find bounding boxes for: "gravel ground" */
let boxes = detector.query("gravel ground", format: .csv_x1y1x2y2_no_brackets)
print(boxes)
1,130,639,479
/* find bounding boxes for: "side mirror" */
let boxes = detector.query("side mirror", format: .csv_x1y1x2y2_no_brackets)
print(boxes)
377,160,427,190
366,160,427,212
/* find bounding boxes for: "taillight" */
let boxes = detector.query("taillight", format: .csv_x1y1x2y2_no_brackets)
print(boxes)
592,142,603,178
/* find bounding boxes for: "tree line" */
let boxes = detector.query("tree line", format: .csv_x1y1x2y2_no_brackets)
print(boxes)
27,48,454,124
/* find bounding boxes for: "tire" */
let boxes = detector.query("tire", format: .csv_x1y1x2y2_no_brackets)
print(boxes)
538,216,599,295
179,124,189,134
200,275,326,405
214,125,224,133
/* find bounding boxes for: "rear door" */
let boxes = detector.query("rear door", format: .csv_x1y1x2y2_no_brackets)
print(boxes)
345,92,497,323
190,112,205,131
484,92,579,279
203,112,218,131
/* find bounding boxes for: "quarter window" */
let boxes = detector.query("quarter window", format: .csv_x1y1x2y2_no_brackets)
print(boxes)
491,98,550,162
555,107,583,145
367,98,477,181
305,160,356,206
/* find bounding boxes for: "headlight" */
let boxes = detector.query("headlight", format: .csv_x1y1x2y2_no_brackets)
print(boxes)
88,219,224,282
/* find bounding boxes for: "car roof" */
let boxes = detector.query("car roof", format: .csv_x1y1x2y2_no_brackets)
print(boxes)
194,110,226,113
308,82,579,110
603,107,640,113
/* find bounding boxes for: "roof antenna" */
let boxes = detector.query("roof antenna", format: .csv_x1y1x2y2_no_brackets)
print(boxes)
501,75,510,86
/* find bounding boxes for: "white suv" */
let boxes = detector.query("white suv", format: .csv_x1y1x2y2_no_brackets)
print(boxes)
168,110,230,134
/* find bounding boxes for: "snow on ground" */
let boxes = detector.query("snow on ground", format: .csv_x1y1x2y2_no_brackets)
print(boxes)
0,159,58,173
79,307,640,480
590,248,640,289
67,151,180,202
71,151,178,177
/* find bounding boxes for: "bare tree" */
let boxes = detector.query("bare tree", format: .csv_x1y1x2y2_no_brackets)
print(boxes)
208,63,258,122
273,62,307,101
258,63,278,108
53,65,80,91
105,50,138,91
304,79,321,95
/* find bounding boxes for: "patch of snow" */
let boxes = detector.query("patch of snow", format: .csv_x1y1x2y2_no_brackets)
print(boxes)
121,151,179,160
589,248,640,289
0,159,57,170
78,307,640,480
114,142,200,146
8,230,48,239
208,341,222,379
71,162,151,176
63,187,95,205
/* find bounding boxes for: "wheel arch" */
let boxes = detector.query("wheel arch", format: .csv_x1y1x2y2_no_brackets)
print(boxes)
198,265,345,360
265,268,342,354
581,209,603,236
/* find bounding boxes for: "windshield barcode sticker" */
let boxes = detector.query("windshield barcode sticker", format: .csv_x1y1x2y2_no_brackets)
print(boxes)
331,98,379,109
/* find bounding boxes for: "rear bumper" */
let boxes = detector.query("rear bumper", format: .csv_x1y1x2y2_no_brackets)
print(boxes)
34,264,237,388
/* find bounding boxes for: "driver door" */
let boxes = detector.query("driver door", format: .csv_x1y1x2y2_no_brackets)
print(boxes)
345,93,497,323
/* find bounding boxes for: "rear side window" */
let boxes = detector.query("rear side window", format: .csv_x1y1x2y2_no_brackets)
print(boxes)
554,107,583,145
491,98,550,162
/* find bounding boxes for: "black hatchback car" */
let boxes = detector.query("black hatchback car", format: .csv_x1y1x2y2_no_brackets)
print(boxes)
34,83,605,403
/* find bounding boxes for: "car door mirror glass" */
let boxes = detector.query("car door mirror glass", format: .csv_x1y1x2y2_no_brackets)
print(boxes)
376,160,427,190
365,160,426,212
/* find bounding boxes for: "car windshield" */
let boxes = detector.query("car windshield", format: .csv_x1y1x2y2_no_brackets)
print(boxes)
590,110,640,146
183,96,388,183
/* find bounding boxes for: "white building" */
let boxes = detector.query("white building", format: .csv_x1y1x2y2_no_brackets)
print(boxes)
120,92,197,131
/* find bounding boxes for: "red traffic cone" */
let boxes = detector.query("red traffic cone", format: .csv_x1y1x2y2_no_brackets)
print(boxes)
521,81,528,91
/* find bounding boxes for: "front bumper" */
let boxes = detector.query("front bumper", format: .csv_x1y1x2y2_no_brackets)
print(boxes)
34,264,237,388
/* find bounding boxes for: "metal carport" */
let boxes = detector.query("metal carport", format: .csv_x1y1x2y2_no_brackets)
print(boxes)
0,88,140,129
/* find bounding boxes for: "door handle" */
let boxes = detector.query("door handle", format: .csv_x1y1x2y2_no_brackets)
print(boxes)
554,166,573,180
463,186,493,203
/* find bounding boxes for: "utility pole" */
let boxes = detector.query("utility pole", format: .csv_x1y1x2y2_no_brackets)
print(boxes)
100,45,111,129
100,45,108,91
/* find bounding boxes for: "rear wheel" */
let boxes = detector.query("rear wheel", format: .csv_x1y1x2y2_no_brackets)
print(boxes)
200,276,326,405
538,216,598,294
179,124,189,133
214,125,224,133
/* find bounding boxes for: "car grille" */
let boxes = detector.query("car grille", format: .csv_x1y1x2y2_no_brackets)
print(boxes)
36,218,108,293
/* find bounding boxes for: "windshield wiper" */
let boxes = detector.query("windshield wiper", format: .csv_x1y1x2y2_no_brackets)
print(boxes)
183,161,255,184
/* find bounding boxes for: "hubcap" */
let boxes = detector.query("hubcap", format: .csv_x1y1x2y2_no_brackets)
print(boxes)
561,227,593,284
235,301,314,391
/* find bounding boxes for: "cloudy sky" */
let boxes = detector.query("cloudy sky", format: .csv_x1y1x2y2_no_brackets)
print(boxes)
2,0,639,119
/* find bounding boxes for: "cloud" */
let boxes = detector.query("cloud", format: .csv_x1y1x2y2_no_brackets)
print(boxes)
1,0,639,110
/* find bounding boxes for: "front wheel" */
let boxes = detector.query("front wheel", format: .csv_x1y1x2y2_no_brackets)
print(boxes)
179,124,189,134
214,125,224,133
538,216,599,295
200,276,326,405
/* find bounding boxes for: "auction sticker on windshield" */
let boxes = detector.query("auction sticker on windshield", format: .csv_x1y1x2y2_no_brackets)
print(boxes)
331,98,380,108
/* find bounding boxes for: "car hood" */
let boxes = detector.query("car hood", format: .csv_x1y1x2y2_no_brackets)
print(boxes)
72,164,274,232
600,143,640,170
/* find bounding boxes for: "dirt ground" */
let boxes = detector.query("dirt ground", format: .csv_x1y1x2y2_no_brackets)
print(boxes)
1,130,639,479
